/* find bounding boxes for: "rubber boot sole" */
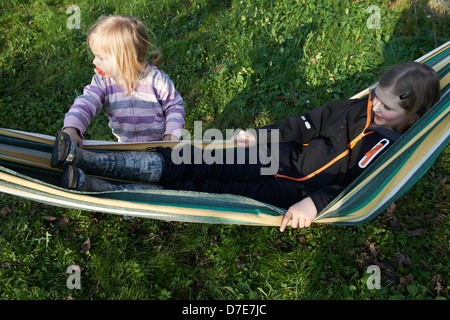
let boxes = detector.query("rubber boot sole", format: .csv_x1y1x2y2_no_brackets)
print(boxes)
50,131,72,168
61,165,81,190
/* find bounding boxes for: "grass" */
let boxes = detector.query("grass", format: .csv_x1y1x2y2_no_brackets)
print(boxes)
0,0,449,301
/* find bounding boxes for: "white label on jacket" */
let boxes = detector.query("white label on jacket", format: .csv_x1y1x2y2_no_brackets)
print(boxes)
301,116,311,129
358,138,389,168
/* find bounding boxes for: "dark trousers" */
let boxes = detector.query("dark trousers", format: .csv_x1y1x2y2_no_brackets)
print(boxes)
156,145,286,208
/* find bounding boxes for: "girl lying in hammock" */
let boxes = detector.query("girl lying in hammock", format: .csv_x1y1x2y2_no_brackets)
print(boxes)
51,62,440,231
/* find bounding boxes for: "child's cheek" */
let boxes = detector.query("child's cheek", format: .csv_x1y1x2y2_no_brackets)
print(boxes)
383,111,396,121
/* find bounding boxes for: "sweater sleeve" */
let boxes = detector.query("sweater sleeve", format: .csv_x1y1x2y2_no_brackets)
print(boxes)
63,75,105,137
279,99,356,143
256,99,356,144
153,69,185,138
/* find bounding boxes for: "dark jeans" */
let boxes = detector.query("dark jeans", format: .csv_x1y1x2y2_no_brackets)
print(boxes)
156,145,286,208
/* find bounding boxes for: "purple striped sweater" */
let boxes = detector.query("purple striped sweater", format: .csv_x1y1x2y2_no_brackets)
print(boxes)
63,63,185,142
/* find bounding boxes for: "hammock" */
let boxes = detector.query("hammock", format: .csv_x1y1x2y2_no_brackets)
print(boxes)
1,41,449,226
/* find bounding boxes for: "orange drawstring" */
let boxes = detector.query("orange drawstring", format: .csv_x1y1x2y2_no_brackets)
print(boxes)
276,90,374,182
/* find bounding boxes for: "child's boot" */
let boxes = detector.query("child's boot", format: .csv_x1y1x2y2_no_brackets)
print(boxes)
51,131,164,183
61,165,163,192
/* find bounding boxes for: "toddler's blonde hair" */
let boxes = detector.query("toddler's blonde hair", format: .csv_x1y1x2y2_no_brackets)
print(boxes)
87,15,161,94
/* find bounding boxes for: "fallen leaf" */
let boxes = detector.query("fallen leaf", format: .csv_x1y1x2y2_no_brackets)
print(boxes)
56,217,70,227
234,258,245,270
408,228,424,236
80,238,91,254
399,273,414,288
0,207,11,218
143,232,159,240
44,216,69,227
44,216,59,222
369,242,377,258
430,274,443,296
214,64,225,73
386,202,396,214
395,252,412,267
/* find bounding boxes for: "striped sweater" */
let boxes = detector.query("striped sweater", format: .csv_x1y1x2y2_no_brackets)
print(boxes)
63,63,185,142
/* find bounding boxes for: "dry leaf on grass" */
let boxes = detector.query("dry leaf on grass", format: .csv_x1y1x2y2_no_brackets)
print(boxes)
80,238,91,254
0,207,11,218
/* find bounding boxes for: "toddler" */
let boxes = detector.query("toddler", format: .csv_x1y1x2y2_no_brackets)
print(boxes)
63,15,185,146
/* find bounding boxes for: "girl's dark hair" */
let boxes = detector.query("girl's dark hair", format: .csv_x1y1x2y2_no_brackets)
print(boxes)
378,61,441,132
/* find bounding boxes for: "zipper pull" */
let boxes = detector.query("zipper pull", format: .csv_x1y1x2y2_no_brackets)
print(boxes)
358,138,390,168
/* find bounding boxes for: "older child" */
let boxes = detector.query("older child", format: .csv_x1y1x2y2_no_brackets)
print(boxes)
63,15,185,146
51,62,440,231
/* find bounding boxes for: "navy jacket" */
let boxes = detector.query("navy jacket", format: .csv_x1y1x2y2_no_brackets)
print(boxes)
260,96,402,212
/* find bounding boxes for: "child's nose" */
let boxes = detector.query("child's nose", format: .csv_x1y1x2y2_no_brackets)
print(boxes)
372,99,380,112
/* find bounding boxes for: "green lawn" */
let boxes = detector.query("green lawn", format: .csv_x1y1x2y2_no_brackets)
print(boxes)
0,0,448,301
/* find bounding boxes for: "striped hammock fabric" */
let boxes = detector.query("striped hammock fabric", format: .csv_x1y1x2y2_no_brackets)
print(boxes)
1,41,449,226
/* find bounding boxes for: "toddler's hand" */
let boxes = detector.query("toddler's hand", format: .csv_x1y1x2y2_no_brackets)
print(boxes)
232,130,257,148
163,134,178,141
63,127,83,148
280,197,318,232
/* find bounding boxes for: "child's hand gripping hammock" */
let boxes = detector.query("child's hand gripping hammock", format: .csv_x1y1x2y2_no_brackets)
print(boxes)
1,41,449,226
